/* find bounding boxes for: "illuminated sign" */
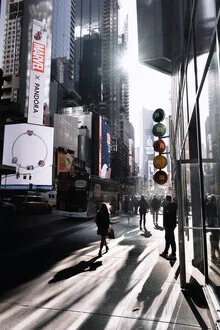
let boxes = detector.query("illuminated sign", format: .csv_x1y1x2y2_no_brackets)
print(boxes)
98,116,102,177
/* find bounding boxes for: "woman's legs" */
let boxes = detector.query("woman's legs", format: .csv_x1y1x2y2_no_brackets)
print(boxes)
99,235,108,256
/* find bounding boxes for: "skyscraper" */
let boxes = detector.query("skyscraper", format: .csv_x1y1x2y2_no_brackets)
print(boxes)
74,0,122,134
74,0,130,180
74,0,103,106
1,0,53,118
50,0,80,113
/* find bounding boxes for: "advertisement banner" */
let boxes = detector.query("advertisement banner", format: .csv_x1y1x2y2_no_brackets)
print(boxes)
101,120,111,178
28,19,47,125
2,123,54,186
146,136,154,154
57,150,75,176
98,116,102,177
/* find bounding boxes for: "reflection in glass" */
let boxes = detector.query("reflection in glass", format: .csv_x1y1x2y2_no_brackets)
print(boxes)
184,228,205,286
187,37,196,119
199,48,220,301
74,0,102,105
182,160,205,280
194,0,216,85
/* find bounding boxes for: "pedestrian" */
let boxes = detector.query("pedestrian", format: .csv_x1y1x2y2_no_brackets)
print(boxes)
123,195,129,213
206,195,220,262
138,195,149,231
150,194,161,227
95,202,111,257
133,195,139,214
160,195,177,260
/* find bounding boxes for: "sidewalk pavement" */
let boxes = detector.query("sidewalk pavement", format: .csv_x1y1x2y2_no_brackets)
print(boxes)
0,212,214,329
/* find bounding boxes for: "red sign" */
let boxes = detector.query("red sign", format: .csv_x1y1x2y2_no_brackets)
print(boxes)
32,42,45,73
153,139,166,153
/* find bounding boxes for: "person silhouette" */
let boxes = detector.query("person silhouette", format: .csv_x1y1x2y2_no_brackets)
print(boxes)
206,195,220,262
160,195,177,260
138,195,149,231
150,195,161,227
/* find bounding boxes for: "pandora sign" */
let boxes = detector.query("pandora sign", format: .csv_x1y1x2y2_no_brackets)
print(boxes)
27,19,47,125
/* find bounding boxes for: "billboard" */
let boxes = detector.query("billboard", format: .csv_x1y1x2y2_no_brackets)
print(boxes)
57,149,75,176
27,19,47,125
2,124,54,186
100,118,111,178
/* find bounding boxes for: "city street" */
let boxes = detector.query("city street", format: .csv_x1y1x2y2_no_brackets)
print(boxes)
0,210,213,329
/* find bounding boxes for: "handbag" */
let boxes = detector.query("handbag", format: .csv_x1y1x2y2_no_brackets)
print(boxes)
108,226,115,239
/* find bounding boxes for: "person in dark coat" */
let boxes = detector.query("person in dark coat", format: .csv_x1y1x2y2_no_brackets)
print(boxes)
138,195,149,231
160,195,177,260
133,195,139,214
150,194,161,227
96,202,111,257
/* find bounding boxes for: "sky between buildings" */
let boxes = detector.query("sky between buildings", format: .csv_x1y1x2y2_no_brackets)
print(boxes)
120,0,171,147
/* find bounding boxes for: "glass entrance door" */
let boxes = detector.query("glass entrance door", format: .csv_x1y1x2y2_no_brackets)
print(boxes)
177,160,206,289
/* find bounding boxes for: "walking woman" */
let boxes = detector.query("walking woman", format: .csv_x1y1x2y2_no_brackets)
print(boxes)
96,202,111,257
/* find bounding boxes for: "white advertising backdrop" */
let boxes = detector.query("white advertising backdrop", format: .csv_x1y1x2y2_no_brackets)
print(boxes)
2,124,54,186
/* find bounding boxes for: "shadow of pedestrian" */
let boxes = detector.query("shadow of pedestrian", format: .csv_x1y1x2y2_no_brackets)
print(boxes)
48,256,101,283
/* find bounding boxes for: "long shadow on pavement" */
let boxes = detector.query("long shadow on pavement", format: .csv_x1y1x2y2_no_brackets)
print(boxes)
48,256,101,283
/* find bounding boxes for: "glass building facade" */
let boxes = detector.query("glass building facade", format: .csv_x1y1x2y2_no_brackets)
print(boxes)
74,0,103,106
173,2,220,324
137,0,220,326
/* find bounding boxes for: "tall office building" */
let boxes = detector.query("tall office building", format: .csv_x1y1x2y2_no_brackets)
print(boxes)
50,0,80,113
119,14,129,121
0,0,7,68
74,0,122,135
74,0,103,106
102,0,120,138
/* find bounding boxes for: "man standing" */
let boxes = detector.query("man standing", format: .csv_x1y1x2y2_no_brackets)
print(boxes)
150,194,161,227
160,195,177,260
138,195,149,231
